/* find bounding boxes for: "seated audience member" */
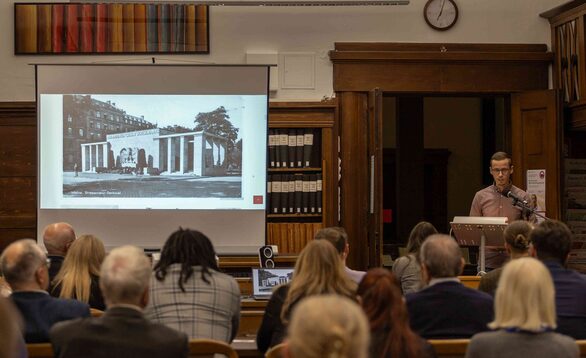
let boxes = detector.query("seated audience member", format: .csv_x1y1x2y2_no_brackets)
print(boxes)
530,220,586,339
286,295,369,358
42,223,76,282
0,297,26,358
314,226,366,283
466,257,578,358
51,235,106,310
50,245,188,358
256,239,356,353
357,268,436,358
406,235,493,339
144,228,240,342
0,239,89,343
478,221,533,296
392,221,438,294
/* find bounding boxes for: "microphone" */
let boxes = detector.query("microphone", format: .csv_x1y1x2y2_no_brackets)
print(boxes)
505,190,528,205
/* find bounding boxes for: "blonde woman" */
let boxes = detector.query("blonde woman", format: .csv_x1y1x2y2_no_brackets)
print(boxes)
51,235,106,310
286,295,369,358
465,257,578,358
256,240,356,353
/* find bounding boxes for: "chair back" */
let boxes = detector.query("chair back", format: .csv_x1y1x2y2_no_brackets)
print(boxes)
27,343,54,358
265,342,286,358
90,308,104,317
428,339,469,358
189,338,238,358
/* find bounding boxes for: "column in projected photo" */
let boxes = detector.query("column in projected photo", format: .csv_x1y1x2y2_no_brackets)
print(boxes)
156,131,228,176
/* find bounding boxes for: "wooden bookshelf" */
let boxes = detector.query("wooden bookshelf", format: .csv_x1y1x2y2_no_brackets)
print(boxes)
266,100,339,255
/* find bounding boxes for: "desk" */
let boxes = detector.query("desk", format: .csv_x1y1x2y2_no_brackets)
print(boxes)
232,338,262,358
239,299,267,337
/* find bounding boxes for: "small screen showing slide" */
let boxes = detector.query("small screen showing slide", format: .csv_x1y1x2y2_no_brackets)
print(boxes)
37,65,269,253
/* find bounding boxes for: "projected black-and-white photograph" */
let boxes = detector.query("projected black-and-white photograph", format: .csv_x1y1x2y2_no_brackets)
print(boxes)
62,94,243,198
255,269,293,293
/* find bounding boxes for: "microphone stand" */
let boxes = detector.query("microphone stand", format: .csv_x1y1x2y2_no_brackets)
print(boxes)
510,197,550,221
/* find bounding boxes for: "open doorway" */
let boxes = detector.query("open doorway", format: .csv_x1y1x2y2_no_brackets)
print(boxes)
381,95,509,260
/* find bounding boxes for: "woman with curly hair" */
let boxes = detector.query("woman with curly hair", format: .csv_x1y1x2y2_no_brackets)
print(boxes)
144,228,240,342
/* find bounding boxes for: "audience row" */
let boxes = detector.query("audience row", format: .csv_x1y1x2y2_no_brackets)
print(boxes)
0,219,584,358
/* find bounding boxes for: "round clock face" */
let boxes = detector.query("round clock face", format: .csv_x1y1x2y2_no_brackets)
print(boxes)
424,0,458,31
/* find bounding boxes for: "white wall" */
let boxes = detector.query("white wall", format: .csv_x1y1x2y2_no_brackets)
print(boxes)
1,0,565,101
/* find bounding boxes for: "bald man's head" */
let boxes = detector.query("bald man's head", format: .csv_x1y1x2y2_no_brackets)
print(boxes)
0,239,49,291
42,223,75,256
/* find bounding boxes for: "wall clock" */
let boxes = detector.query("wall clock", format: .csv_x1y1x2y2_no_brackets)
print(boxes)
424,0,459,31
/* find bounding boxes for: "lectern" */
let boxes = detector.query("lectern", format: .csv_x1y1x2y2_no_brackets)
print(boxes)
450,216,508,274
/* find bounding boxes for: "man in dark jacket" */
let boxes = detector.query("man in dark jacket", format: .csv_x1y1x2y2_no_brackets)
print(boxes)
50,245,188,358
0,239,89,343
406,234,494,339
530,220,586,339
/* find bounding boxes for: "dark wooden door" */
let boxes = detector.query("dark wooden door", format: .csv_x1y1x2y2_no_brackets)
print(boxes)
511,90,562,220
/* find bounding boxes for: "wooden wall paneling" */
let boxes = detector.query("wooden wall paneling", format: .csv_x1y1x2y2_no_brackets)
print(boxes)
330,43,551,93
339,92,369,270
0,102,37,252
511,90,562,220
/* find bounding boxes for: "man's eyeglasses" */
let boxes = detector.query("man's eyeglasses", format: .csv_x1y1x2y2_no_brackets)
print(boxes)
490,168,510,175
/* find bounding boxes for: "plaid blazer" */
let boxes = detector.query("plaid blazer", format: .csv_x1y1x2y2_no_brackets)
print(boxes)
144,264,241,342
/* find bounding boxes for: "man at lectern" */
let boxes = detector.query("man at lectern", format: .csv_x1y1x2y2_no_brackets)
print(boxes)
469,151,533,270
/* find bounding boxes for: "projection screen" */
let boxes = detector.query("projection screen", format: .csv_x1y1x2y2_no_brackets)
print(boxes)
37,64,269,254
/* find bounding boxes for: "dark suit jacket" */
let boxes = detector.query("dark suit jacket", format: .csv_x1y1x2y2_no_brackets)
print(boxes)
47,255,64,283
10,291,90,343
406,281,493,339
50,306,189,358
545,260,586,339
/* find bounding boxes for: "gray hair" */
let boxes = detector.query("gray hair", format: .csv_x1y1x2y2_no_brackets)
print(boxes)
420,234,462,278
0,239,46,286
100,245,151,304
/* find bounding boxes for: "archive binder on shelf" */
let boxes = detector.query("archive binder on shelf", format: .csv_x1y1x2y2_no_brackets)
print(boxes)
279,130,288,168
303,129,314,167
271,174,282,214
294,174,303,213
316,173,323,213
288,131,297,168
268,129,276,168
287,174,295,213
296,129,304,167
302,175,310,213
309,174,317,213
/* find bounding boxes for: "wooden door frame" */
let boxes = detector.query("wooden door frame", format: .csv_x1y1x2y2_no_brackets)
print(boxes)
331,43,553,270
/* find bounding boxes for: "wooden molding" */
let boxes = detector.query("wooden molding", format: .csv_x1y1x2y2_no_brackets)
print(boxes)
330,42,551,93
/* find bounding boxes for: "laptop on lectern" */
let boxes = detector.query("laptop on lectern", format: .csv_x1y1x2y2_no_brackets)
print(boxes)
251,268,293,300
